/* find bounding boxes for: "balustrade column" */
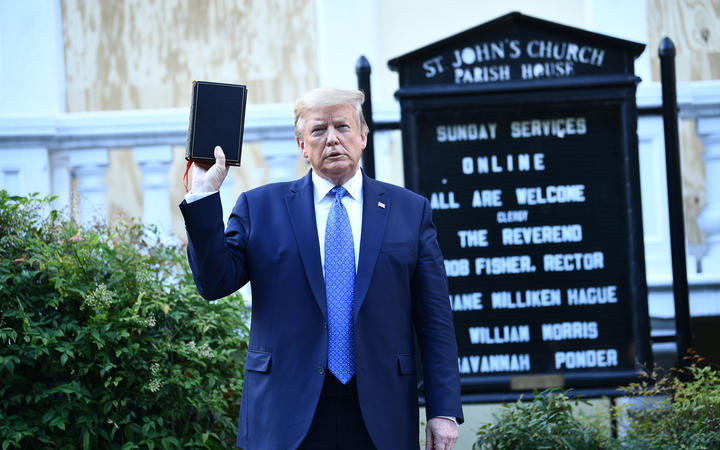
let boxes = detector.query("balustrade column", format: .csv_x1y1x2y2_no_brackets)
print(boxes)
70,149,109,224
50,150,71,212
261,139,301,183
134,145,173,233
696,116,720,275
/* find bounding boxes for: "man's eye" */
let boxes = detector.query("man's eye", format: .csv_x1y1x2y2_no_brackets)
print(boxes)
311,128,325,135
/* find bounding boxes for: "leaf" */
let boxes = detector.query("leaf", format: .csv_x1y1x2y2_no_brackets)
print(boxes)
82,429,90,450
50,416,66,431
163,436,180,446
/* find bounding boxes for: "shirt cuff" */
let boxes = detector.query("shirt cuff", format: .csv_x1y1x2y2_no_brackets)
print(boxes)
184,190,217,203
435,416,459,427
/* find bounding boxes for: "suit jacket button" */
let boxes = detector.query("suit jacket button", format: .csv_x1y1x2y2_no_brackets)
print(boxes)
317,367,325,374
323,321,327,329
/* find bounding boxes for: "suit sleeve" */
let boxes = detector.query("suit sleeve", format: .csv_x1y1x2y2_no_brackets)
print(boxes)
179,192,251,300
411,198,464,423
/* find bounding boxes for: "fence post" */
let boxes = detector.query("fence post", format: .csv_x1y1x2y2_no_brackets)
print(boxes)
356,55,376,179
659,37,692,367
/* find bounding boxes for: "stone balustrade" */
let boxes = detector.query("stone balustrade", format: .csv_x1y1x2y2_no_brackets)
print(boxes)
636,81,720,321
0,84,718,300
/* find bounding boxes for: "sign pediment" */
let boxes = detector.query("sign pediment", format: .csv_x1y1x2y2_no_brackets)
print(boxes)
388,12,645,89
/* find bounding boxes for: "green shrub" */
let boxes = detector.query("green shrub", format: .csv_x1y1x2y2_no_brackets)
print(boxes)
473,389,608,449
616,355,720,449
474,358,720,449
0,191,249,449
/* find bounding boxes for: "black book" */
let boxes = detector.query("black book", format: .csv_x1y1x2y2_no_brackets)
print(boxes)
185,81,247,166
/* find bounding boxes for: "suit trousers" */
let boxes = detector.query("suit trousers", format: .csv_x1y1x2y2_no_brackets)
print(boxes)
298,374,376,450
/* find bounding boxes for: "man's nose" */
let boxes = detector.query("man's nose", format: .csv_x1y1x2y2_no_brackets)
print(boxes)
326,127,340,145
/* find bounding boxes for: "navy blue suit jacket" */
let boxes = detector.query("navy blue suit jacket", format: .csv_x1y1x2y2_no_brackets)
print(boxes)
180,170,463,449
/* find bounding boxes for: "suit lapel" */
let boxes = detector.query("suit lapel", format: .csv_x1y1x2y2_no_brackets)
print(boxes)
354,174,388,320
285,171,327,318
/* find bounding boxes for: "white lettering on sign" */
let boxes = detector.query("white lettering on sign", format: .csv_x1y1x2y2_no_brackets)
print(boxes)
462,153,545,174
454,65,511,83
490,289,562,309
543,252,604,272
422,56,445,78
430,191,461,209
501,224,582,245
451,41,520,66
421,38,607,83
541,321,599,341
449,292,483,311
491,289,562,309
472,189,502,207
469,325,530,344
437,123,497,142
475,256,536,275
458,353,531,374
497,210,529,223
521,62,574,79
526,41,605,66
510,117,587,139
515,185,586,205
567,286,618,305
444,258,470,277
555,349,618,370
457,229,489,248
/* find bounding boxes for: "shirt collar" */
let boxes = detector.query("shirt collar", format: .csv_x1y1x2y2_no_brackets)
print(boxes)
312,168,363,204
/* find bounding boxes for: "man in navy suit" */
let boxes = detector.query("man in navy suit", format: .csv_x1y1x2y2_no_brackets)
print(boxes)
180,88,463,449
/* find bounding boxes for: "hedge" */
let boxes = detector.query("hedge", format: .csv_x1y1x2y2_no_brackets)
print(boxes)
0,191,249,449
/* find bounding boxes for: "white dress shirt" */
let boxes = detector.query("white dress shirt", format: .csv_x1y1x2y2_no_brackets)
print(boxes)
312,169,363,273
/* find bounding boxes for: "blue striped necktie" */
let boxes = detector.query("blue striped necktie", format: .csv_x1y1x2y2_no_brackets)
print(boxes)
324,186,356,384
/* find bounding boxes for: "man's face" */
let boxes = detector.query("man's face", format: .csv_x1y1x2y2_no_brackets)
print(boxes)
297,104,367,186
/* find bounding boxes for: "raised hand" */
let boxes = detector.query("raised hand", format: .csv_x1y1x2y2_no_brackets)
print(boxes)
191,146,229,193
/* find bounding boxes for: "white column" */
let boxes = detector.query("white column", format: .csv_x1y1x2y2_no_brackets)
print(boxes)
696,116,720,275
262,139,300,183
0,148,51,197
50,150,71,212
636,115,672,284
134,145,173,233
315,0,380,89
0,0,65,205
0,0,66,115
70,149,108,224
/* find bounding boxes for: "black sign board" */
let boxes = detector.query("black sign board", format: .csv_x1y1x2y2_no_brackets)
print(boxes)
389,12,651,397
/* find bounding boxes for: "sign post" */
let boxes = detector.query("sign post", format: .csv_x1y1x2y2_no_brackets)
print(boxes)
389,12,651,399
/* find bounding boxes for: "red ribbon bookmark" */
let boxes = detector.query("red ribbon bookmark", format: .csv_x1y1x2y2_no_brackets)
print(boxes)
183,160,192,193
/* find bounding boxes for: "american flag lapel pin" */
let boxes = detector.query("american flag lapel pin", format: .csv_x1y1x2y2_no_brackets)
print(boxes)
378,201,386,209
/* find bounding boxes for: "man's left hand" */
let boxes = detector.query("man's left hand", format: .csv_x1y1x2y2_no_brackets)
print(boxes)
425,417,458,450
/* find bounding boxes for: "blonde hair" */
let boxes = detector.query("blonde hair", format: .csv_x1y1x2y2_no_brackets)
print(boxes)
294,88,369,138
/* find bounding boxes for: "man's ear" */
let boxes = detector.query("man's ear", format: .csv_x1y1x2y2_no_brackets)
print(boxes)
296,137,308,158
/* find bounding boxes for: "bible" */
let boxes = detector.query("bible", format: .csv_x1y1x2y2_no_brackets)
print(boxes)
185,81,247,166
